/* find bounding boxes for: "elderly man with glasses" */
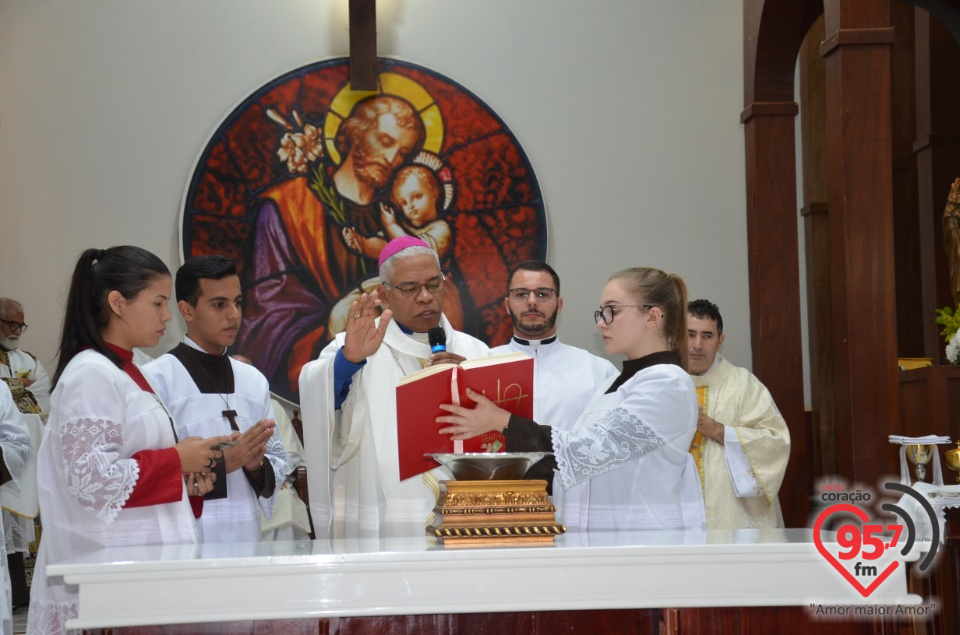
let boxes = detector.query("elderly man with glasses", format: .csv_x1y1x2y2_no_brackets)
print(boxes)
0,298,49,414
299,236,489,540
490,261,617,491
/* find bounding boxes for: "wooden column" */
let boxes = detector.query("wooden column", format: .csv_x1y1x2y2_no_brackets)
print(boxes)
799,15,837,481
890,3,923,359
821,0,899,483
742,102,808,527
742,0,822,527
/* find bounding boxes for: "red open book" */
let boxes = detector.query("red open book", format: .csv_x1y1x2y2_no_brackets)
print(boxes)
395,352,534,481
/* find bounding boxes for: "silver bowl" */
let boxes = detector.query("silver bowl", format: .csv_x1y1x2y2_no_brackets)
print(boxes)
428,452,549,480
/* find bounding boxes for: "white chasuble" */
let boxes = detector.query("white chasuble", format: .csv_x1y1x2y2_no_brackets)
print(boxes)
144,339,285,544
300,315,489,541
691,355,790,529
553,362,705,532
28,351,198,635
491,337,617,432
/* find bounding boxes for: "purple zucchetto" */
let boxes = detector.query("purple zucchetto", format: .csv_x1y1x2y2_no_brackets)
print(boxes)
378,236,432,269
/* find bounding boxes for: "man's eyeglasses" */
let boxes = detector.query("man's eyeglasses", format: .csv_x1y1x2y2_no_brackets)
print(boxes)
0,319,27,332
508,288,557,304
594,304,654,325
383,276,445,298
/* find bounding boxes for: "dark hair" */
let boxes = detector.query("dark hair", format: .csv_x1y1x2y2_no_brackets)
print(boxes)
53,246,170,386
176,255,238,306
609,267,690,370
508,260,561,296
688,299,723,335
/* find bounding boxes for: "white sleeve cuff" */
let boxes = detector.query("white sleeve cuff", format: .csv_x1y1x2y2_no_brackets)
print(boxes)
723,427,763,498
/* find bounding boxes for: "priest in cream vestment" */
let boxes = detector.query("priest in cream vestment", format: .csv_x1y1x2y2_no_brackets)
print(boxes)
687,300,790,529
300,237,488,540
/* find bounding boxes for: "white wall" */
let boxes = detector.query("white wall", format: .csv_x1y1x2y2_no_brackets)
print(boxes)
0,0,754,389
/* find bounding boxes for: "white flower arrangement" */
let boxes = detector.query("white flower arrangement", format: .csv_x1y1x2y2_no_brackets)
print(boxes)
947,331,960,365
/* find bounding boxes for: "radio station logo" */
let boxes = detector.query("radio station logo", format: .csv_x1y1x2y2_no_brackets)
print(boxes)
813,481,939,598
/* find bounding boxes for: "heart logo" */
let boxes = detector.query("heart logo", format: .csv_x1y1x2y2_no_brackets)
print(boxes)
813,503,900,597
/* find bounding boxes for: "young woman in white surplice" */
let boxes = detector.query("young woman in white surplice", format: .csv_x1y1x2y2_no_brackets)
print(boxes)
26,247,230,635
438,267,706,531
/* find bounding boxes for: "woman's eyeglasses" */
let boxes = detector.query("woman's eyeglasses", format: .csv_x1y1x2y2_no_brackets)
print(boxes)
593,305,654,325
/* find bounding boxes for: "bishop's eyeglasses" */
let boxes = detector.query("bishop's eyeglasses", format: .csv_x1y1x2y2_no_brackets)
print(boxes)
508,288,557,304
594,304,654,325
0,319,27,332
383,276,445,298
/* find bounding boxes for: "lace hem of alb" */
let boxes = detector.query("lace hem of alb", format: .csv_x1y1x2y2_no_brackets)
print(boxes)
554,407,666,490
27,599,80,635
59,418,139,524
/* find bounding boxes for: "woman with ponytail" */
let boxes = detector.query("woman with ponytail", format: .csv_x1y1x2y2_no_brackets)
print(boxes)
28,246,231,635
438,267,705,532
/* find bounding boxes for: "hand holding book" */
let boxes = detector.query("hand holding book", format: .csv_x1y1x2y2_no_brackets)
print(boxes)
437,387,511,440
395,352,533,480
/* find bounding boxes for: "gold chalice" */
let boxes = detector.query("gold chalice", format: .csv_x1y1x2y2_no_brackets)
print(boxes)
905,444,935,483
945,441,960,484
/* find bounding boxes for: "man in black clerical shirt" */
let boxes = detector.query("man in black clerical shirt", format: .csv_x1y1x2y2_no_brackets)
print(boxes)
144,256,285,543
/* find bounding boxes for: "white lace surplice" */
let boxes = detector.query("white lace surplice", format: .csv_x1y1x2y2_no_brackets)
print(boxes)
27,351,198,635
554,363,705,532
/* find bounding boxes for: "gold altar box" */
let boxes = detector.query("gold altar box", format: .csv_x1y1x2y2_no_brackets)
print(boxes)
428,479,566,548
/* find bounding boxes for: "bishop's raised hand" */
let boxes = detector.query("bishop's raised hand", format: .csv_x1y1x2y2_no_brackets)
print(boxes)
342,291,393,363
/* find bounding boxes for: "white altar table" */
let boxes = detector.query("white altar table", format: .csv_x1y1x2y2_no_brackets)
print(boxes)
48,528,922,630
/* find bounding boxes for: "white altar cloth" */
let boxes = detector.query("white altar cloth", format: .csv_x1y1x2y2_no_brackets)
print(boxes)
48,529,922,629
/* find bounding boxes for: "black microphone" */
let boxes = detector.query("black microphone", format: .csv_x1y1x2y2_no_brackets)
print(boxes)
428,327,447,354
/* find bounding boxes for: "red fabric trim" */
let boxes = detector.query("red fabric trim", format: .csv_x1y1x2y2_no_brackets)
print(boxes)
190,495,204,519
125,448,183,508
104,342,154,392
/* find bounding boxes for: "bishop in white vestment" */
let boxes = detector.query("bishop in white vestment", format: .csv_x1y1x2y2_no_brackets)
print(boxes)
300,237,489,541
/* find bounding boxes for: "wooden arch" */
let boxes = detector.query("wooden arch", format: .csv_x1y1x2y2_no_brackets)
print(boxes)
743,0,960,527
